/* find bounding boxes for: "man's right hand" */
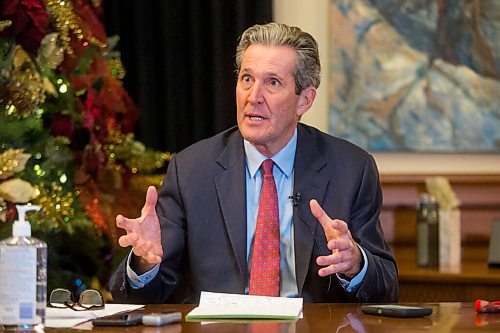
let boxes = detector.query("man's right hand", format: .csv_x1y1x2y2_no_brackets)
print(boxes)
116,185,163,274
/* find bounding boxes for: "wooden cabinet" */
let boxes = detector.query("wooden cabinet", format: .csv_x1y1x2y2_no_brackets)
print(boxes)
380,175,500,302
395,245,500,302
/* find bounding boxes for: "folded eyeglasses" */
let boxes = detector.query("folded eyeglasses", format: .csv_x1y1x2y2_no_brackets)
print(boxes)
48,288,104,311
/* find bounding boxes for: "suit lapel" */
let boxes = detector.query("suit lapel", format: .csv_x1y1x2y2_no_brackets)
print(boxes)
214,130,248,286
293,124,329,294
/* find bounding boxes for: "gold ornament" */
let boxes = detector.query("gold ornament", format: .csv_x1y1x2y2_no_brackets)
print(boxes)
0,149,31,180
5,46,46,118
0,197,6,222
106,58,126,80
38,33,65,70
44,0,107,56
42,77,58,97
0,178,37,203
0,20,12,32
0,149,36,218
91,0,102,8
103,129,171,174
33,182,75,230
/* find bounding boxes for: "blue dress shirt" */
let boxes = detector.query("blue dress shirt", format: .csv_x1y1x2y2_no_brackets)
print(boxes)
243,130,298,297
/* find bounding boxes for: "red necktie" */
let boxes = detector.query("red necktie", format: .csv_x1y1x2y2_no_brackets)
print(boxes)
249,159,280,296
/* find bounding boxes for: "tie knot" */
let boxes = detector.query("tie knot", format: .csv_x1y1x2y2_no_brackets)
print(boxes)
261,159,274,175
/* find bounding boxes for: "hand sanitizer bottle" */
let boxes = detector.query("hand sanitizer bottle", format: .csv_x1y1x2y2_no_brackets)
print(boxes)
0,204,47,331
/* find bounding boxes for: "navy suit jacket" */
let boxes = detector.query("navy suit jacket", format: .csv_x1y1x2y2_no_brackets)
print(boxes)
109,124,398,303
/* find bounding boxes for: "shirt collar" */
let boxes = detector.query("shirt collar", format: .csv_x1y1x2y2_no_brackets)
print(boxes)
244,128,297,178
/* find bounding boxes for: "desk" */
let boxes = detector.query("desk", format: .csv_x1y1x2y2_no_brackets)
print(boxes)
396,246,500,302
46,303,500,332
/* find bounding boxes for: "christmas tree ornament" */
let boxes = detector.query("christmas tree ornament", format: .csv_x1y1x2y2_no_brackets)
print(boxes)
0,20,12,32
0,178,37,203
6,46,46,118
0,149,31,179
44,0,106,56
33,182,75,231
38,32,65,70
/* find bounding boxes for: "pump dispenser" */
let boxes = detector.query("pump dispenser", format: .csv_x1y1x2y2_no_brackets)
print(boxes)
0,204,47,331
13,204,40,237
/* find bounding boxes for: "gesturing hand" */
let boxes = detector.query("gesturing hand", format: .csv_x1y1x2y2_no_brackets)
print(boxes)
116,186,163,270
309,199,362,278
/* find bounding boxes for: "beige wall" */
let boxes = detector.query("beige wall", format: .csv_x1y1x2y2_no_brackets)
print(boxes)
273,0,500,175
273,0,329,133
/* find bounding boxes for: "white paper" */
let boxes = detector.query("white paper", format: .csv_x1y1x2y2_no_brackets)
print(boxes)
45,303,144,328
186,291,303,320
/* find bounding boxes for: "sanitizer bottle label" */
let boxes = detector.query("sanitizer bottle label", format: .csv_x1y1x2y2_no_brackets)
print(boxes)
0,247,37,325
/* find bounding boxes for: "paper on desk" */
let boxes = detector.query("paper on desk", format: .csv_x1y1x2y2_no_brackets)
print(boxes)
46,303,144,328
186,291,303,320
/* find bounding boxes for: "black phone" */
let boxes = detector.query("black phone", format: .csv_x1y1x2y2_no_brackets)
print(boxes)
361,304,433,318
91,313,143,326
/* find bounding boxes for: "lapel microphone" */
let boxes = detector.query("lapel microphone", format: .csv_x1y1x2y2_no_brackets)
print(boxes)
288,192,301,207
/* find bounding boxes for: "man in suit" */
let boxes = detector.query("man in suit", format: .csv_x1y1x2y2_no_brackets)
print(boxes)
109,22,398,303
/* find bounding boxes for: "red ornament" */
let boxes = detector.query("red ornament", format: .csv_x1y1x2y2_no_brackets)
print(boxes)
0,0,50,53
51,113,76,139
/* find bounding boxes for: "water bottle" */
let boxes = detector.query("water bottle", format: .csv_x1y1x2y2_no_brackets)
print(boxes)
416,193,439,268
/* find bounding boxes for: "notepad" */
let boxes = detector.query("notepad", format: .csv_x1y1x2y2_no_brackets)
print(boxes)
185,291,303,320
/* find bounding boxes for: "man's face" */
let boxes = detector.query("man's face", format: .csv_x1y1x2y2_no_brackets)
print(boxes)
236,44,315,157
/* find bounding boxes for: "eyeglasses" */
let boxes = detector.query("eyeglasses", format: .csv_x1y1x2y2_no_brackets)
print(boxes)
48,288,105,311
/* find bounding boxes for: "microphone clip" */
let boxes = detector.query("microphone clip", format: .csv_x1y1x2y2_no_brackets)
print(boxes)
289,192,301,207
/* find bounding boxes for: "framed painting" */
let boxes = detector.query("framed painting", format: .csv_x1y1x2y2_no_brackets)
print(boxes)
328,0,499,153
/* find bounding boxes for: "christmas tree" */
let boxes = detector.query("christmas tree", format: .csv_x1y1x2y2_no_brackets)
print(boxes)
0,0,169,296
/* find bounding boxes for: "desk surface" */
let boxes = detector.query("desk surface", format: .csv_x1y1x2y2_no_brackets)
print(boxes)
46,302,500,333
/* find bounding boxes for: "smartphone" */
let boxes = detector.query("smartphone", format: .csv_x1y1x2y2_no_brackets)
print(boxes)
142,312,182,326
361,304,432,318
92,313,143,326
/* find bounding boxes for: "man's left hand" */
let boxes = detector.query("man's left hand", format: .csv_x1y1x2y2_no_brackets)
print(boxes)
309,199,362,278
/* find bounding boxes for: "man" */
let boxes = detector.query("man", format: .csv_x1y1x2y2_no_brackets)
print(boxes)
109,22,398,303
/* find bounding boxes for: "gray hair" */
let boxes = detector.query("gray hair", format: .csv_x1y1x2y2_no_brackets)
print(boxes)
235,22,321,95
